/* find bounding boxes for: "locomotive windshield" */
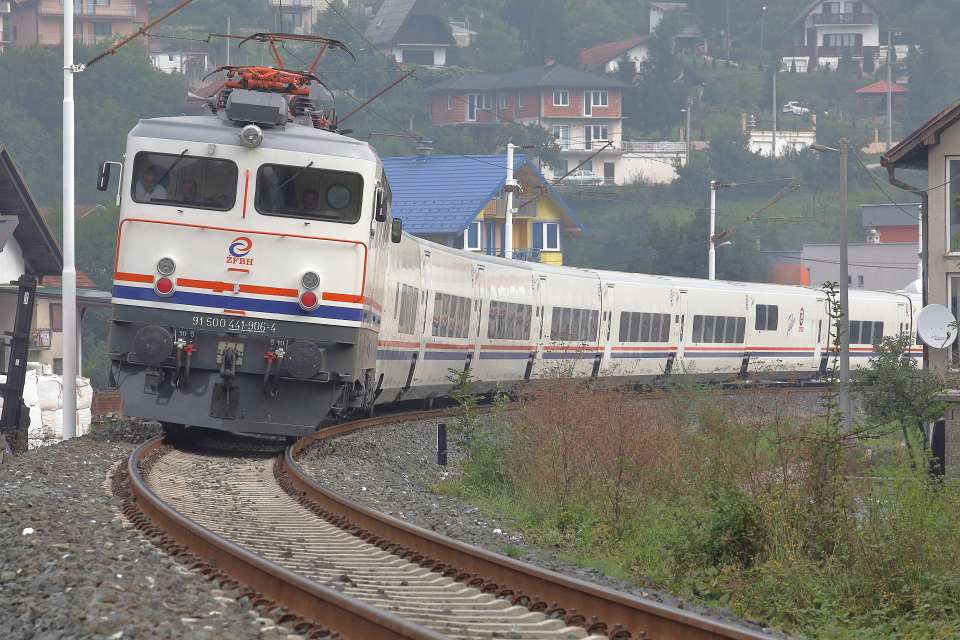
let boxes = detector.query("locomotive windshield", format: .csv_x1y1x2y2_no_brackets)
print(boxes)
254,164,363,223
132,151,238,211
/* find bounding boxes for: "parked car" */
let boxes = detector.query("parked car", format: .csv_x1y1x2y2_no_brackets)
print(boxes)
782,101,811,116
564,169,604,186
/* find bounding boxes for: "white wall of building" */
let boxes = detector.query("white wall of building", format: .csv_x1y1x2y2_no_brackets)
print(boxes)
0,236,25,361
748,130,816,157
604,44,649,74
392,45,447,67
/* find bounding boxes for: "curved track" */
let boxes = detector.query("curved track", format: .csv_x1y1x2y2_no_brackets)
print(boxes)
122,411,783,639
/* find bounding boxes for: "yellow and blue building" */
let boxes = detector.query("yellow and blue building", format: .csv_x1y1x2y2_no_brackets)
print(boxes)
381,153,585,266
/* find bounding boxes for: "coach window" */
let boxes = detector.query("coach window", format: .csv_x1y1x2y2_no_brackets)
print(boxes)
132,151,238,210
755,304,779,331
256,164,363,223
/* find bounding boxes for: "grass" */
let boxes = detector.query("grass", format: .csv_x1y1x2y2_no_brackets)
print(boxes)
438,380,960,639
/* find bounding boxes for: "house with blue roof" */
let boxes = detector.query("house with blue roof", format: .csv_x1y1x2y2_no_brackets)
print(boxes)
381,153,586,266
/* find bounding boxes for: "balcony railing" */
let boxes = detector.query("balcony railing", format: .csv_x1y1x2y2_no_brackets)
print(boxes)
482,247,543,263
622,141,686,154
39,1,138,17
818,45,864,58
812,12,873,25
31,329,52,350
781,45,865,59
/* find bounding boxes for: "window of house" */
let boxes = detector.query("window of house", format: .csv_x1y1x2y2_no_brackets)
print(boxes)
755,304,778,331
857,275,865,287
584,90,608,116
603,162,615,182
397,284,419,335
479,94,492,110
691,315,746,343
552,125,571,149
584,125,608,150
464,220,482,250
168,54,175,62
53,359,63,375
488,301,533,340
553,89,569,107
498,94,509,110
447,94,453,110
93,22,112,37
532,222,560,251
824,33,861,47
951,276,960,365
50,303,63,332
950,159,960,252
433,292,472,339
401,48,434,65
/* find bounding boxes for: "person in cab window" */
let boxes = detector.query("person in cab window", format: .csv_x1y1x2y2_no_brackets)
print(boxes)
302,188,320,210
135,165,167,202
180,178,199,205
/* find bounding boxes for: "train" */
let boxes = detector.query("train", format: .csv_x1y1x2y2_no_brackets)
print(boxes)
104,58,921,438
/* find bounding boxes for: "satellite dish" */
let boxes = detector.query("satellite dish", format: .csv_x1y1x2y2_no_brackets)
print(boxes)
917,304,958,349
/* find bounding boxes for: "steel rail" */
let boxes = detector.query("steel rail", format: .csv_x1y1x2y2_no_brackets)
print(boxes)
126,437,445,640
284,411,782,640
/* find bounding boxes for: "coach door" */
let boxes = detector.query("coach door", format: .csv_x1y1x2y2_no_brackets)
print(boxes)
674,290,688,368
527,275,547,381
598,283,615,376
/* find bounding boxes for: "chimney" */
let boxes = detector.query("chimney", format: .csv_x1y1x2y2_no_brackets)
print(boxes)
544,57,556,66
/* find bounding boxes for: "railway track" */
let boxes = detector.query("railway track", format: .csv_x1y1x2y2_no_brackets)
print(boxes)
119,410,784,639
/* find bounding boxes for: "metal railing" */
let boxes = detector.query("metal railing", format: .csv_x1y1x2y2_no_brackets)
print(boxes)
812,12,874,25
621,141,686,154
39,1,137,17
482,247,542,263
31,329,52,350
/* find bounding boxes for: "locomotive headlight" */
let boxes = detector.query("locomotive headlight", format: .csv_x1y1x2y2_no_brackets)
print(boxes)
239,124,263,149
301,271,320,291
157,257,176,276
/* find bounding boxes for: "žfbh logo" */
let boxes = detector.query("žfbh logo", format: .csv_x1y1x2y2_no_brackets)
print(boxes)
227,237,254,266
229,237,253,257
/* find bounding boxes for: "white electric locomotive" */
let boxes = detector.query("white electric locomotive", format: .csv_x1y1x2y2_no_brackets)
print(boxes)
104,54,921,438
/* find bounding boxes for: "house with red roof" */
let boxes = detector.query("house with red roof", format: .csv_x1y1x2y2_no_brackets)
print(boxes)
856,80,907,116
426,61,639,184
578,36,649,76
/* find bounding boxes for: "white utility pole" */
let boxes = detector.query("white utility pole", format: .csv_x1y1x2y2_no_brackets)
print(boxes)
226,15,231,66
504,143,517,260
62,0,78,440
886,30,893,151
771,70,778,158
709,180,718,280
685,97,692,161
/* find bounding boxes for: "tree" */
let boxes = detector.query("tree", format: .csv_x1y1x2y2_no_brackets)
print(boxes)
855,335,951,468
634,15,688,134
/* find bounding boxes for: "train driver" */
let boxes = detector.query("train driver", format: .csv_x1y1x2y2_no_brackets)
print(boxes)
134,165,168,202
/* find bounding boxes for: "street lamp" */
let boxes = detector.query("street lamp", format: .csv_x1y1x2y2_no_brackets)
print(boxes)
760,5,767,51
811,140,851,429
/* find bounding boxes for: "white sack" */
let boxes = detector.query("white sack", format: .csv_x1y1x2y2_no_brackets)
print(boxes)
37,376,63,411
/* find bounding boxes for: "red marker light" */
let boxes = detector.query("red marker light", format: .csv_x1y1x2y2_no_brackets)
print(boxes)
299,291,318,310
155,277,174,296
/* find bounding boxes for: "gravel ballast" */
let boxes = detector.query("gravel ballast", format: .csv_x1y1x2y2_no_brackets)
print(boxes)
297,414,791,638
0,419,298,640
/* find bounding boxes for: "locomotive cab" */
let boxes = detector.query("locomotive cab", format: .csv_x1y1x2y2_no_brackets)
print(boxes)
108,89,391,437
